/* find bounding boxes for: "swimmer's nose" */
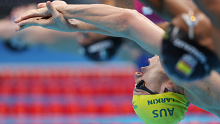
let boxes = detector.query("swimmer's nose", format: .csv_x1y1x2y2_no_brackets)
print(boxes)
135,72,142,75
134,72,142,83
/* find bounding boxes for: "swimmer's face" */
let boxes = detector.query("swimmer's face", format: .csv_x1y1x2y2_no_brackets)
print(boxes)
133,55,177,95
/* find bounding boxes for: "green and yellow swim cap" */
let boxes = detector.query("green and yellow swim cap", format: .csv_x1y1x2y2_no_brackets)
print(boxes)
133,92,189,124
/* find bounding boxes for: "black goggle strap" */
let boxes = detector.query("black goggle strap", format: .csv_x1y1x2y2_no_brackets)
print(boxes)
181,11,198,39
135,80,158,95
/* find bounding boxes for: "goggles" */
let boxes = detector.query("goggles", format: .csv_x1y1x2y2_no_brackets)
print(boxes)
135,80,158,95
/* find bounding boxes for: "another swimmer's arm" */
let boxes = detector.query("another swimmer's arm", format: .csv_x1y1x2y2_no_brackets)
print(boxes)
193,0,220,29
138,0,199,21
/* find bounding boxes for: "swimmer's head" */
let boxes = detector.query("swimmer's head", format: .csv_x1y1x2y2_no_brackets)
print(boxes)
79,37,123,61
133,55,189,124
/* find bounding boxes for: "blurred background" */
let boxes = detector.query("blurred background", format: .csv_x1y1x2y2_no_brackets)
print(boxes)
0,0,220,124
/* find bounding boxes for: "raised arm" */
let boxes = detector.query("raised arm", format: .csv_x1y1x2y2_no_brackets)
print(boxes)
15,1,164,55
173,70,220,117
62,3,164,55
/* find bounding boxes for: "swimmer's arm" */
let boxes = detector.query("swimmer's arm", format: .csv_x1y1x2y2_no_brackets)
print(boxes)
15,3,164,55
67,19,119,37
61,4,133,37
62,4,164,55
171,71,219,98
15,16,117,37
123,10,164,55
172,71,220,116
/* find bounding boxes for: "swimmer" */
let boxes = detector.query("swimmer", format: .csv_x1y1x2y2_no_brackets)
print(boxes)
133,55,189,124
14,1,220,121
137,0,220,81
191,0,220,72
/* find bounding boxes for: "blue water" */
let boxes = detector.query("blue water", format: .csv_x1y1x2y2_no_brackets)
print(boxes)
0,40,124,63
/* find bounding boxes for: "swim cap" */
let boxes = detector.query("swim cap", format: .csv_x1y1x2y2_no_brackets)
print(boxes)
133,92,189,124
161,24,220,81
80,37,123,61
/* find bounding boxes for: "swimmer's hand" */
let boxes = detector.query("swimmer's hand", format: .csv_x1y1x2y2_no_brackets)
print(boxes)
14,1,67,23
14,1,76,32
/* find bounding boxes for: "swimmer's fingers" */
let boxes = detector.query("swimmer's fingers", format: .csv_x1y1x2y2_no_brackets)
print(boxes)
46,1,60,17
37,2,47,8
16,2,75,32
16,18,51,31
14,8,51,23
37,1,67,8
